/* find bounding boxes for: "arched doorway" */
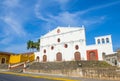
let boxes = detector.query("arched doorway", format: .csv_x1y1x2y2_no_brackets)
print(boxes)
1,58,6,64
43,55,47,62
87,50,98,61
74,52,81,61
89,52,96,60
56,52,62,61
36,56,40,62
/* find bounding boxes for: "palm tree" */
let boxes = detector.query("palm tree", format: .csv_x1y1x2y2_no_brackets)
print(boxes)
27,40,31,50
27,40,33,51
27,39,40,51
36,39,40,51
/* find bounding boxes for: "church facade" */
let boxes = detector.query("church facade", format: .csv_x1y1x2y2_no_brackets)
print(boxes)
35,26,114,62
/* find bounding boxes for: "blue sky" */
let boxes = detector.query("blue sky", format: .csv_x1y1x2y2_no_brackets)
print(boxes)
0,0,120,53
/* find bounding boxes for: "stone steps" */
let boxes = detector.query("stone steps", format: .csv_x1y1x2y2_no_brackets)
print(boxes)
28,61,114,70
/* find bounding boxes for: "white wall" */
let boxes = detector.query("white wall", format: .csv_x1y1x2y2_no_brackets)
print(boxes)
34,27,114,62
36,27,86,62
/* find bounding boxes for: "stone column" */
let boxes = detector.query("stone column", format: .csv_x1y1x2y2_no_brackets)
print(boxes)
23,62,26,72
8,64,11,70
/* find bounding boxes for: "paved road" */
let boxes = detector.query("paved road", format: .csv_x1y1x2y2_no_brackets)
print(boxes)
0,73,60,81
0,72,119,81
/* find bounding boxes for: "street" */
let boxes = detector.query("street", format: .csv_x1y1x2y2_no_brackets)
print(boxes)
0,72,119,81
0,73,60,81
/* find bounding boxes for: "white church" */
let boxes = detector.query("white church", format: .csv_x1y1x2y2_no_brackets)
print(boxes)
35,25,114,62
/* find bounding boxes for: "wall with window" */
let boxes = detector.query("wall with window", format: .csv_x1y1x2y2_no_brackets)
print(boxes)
0,54,10,64
34,27,114,62
86,35,113,60
35,26,87,62
95,35,112,45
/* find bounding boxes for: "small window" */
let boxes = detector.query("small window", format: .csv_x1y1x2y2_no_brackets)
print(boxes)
57,38,60,42
106,38,109,43
64,44,68,48
97,39,100,44
102,38,105,44
57,29,60,33
75,45,79,50
43,49,46,53
51,46,54,50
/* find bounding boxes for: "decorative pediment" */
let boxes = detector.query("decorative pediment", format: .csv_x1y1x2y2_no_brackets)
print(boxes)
41,26,84,39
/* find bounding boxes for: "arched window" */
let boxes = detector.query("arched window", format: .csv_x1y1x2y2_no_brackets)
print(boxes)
43,55,47,62
74,52,81,61
102,52,106,55
56,52,62,61
57,38,60,42
43,49,46,53
36,56,40,62
75,45,79,50
87,50,98,61
51,46,54,50
57,29,60,33
89,52,96,60
106,38,109,43
97,39,100,44
102,52,106,59
64,44,68,48
1,58,6,64
102,38,105,44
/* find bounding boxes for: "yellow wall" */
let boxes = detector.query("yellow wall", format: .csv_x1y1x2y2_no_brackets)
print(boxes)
0,54,10,64
9,54,21,64
0,52,35,64
20,53,35,62
28,53,35,62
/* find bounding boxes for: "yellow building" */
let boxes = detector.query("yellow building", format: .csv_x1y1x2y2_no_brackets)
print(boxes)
0,52,13,64
0,52,35,64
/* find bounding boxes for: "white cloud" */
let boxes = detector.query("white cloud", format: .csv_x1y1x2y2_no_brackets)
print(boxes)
35,0,120,31
49,12,80,26
2,0,20,8
34,1,80,26
35,3,51,21
2,16,26,37
0,0,27,38
0,37,13,45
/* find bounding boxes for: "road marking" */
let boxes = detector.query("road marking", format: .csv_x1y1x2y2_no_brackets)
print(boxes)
0,72,79,81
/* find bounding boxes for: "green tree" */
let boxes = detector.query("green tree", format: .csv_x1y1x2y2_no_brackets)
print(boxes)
27,39,40,51
36,39,40,51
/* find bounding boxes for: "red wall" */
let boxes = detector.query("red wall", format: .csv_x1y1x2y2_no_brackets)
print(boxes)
86,49,98,61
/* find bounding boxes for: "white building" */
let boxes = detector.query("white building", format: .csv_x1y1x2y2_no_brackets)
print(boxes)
35,26,114,62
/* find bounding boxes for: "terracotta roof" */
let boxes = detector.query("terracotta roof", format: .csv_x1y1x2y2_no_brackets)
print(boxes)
19,52,34,55
0,51,16,55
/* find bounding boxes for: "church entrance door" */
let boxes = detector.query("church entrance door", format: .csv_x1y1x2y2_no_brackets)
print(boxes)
74,52,81,61
56,52,62,61
43,55,47,62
